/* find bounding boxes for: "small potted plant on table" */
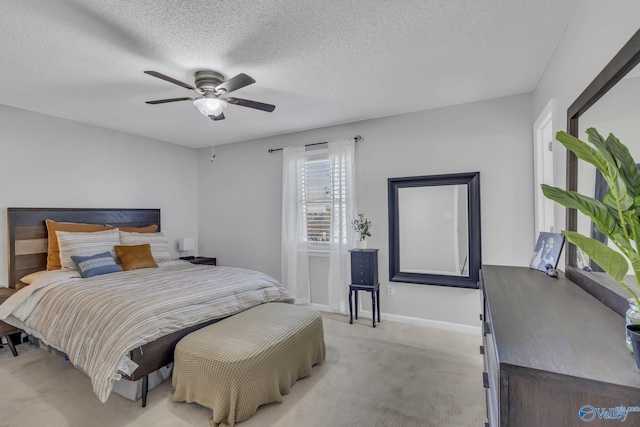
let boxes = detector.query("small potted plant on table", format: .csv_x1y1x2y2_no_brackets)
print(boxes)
351,213,372,249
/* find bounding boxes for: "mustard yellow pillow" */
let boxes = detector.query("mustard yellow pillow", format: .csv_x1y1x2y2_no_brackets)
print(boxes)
108,224,158,233
46,220,111,270
115,244,158,271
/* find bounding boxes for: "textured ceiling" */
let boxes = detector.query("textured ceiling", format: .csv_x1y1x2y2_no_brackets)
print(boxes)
0,0,580,148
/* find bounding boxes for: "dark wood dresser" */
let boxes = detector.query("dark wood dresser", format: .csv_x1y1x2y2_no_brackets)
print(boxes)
481,265,640,426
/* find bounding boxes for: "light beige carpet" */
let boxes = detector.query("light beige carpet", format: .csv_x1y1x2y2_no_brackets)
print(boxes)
0,312,485,427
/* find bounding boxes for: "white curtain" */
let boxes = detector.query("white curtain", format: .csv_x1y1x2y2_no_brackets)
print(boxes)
281,146,310,304
327,139,357,312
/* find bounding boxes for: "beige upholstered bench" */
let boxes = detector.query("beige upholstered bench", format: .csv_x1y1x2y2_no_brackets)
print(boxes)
172,302,326,427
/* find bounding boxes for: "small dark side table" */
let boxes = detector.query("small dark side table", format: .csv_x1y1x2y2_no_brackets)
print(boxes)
188,257,217,266
348,249,380,327
0,287,20,356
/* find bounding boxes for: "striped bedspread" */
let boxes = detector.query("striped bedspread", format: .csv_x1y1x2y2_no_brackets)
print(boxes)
0,261,294,402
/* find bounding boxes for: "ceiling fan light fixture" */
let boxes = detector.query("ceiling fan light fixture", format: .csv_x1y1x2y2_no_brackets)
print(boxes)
145,70,274,120
193,97,228,117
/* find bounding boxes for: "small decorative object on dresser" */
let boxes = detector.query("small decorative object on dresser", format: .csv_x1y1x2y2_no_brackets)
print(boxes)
348,249,380,327
351,213,371,249
188,257,217,266
627,324,640,368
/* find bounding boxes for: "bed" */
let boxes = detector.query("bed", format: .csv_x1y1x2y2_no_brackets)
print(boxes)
3,207,294,406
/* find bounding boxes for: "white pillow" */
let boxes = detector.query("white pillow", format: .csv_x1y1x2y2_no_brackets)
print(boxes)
119,231,172,262
56,229,121,271
20,270,48,285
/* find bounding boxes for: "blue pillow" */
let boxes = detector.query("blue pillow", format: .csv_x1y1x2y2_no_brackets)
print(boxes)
71,251,121,278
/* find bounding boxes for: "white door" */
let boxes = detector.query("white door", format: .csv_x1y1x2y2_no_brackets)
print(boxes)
533,100,555,238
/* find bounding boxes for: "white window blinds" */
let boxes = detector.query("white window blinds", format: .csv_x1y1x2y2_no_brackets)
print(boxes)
303,157,331,245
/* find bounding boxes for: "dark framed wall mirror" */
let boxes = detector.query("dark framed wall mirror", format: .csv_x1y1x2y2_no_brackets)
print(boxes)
388,172,481,289
565,28,640,315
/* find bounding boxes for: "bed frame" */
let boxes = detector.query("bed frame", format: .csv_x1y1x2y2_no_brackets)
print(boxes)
6,207,218,406
8,208,162,288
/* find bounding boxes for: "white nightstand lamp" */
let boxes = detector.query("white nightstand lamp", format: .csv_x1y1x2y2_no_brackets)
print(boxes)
179,237,195,260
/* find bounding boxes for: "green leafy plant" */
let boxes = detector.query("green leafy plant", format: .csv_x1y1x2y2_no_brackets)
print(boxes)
542,128,640,308
351,213,372,241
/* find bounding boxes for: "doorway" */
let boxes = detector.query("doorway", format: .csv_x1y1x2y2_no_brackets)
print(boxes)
533,100,555,238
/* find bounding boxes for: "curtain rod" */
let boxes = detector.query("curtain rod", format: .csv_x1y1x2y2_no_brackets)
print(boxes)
268,135,361,153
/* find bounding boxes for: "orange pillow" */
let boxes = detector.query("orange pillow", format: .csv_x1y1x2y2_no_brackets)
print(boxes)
46,220,111,270
115,244,158,271
109,224,158,233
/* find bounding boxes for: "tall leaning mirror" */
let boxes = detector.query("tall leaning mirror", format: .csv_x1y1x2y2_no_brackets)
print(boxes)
388,172,481,289
565,28,640,314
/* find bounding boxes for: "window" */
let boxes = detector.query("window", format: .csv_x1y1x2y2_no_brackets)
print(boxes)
300,151,352,250
302,156,332,246
281,138,356,306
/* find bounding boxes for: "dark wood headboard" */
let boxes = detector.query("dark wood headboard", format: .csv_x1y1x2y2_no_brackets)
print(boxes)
7,208,161,289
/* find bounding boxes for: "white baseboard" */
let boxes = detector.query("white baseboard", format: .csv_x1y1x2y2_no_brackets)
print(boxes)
309,303,481,335
309,303,332,312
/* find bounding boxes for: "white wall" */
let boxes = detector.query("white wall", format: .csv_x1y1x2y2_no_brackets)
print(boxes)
533,0,640,248
0,105,199,286
197,93,534,328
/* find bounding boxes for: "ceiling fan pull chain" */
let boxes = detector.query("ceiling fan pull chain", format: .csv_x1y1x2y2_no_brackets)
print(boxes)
211,127,216,163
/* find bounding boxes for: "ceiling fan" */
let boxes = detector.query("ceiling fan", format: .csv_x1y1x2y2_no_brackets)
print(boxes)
144,70,275,121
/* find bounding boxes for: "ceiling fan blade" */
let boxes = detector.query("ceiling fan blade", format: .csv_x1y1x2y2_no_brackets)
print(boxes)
215,73,255,94
209,112,225,121
145,97,196,105
226,97,276,112
144,71,196,91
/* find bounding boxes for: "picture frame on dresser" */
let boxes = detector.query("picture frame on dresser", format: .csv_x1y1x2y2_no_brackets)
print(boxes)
529,232,564,272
